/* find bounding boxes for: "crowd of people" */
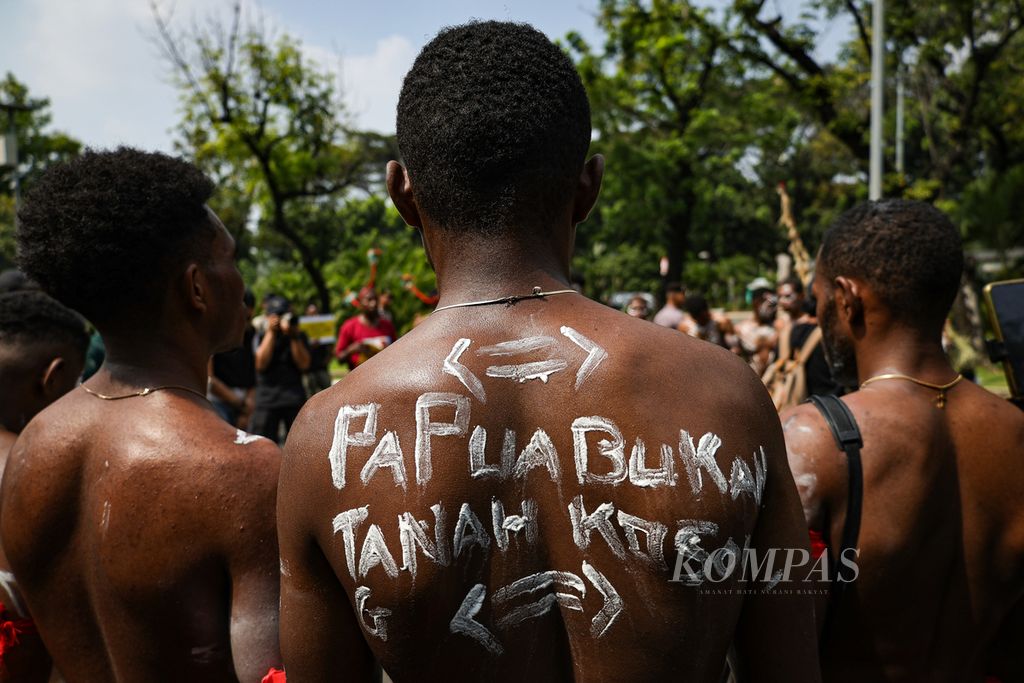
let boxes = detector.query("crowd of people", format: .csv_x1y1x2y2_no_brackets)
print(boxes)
0,19,1021,683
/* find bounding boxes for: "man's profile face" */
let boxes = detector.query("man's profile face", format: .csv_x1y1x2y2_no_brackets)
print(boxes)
816,273,858,387
778,283,804,317
204,209,247,351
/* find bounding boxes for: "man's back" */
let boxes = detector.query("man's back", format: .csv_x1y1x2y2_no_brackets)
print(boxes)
785,381,1024,681
1,389,281,682
280,297,817,681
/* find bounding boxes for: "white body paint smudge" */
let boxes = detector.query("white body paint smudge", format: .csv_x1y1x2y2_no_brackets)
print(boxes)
355,585,393,641
491,498,539,551
415,393,470,486
443,339,486,403
729,457,757,500
468,426,515,479
616,510,668,569
678,431,728,495
328,404,380,489
360,431,408,490
568,495,626,558
582,561,624,638
560,326,608,390
234,429,264,445
359,523,400,579
100,500,111,536
571,417,627,485
485,359,568,384
332,506,370,580
398,511,445,579
493,570,586,630
450,583,503,655
673,520,719,585
476,336,556,357
627,439,677,488
513,429,562,482
453,502,491,560
0,571,24,615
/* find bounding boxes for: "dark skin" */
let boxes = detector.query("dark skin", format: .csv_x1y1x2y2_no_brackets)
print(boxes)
0,340,84,683
278,158,819,682
1,211,282,682
780,269,1024,682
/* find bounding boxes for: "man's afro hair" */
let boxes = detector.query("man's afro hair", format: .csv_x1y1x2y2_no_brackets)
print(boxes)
819,199,963,330
0,290,89,356
396,21,591,234
17,147,215,323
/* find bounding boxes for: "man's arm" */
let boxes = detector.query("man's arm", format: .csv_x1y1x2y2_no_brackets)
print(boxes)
733,389,821,681
289,333,311,372
278,405,376,682
255,320,278,373
225,440,283,682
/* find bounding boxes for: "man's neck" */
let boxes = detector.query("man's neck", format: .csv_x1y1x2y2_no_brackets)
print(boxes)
855,325,954,385
92,333,210,395
431,239,572,310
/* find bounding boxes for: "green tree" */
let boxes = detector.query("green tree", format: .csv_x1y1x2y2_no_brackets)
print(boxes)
154,4,396,310
567,0,795,298
0,74,82,267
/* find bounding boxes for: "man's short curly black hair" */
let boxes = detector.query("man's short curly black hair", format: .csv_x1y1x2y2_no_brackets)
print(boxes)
819,199,963,330
0,290,89,356
396,21,591,234
17,147,215,324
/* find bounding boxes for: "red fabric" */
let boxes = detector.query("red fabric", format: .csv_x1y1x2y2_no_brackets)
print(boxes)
262,668,286,683
334,316,396,369
0,602,36,667
809,528,828,560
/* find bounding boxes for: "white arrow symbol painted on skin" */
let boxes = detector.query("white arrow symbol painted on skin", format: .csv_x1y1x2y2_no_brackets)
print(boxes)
476,336,557,357
485,359,568,384
443,338,486,403
492,571,586,630
561,327,609,391
582,561,624,638
450,583,503,655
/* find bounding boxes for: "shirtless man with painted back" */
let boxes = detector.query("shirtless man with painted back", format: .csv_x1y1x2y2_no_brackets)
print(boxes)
781,200,1024,681
279,22,818,682
2,148,281,681
0,289,88,681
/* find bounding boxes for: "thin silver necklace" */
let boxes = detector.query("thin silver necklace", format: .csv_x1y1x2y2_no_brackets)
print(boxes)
433,286,578,313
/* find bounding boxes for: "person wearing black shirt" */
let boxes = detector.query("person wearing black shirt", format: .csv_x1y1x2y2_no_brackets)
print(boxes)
251,295,310,441
777,276,841,397
209,289,257,426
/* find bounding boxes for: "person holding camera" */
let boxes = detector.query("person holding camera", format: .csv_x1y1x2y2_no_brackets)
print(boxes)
252,295,311,442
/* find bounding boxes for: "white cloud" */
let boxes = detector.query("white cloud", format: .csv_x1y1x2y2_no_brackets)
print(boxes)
336,35,417,134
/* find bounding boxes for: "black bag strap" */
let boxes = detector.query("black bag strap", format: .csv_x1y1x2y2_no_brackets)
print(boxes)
807,394,863,641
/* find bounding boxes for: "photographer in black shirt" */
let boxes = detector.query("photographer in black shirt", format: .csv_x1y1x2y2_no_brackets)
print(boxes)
251,295,310,441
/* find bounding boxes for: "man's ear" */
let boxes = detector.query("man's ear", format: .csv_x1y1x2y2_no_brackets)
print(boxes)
833,276,865,328
386,161,422,229
182,263,210,314
572,154,604,225
40,357,69,402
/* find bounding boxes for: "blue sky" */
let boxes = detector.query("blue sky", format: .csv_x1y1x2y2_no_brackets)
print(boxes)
0,1,848,152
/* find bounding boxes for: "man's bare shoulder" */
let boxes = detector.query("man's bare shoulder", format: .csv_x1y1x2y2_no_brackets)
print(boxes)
778,401,848,528
6,390,280,547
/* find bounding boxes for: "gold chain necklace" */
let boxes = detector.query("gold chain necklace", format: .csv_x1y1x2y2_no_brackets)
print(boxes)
82,384,210,403
859,373,964,409
433,287,578,313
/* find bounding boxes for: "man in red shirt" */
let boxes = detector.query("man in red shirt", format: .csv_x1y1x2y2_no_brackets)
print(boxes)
334,287,397,370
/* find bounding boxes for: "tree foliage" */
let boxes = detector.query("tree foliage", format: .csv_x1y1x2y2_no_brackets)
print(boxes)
0,73,82,268
154,3,396,310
